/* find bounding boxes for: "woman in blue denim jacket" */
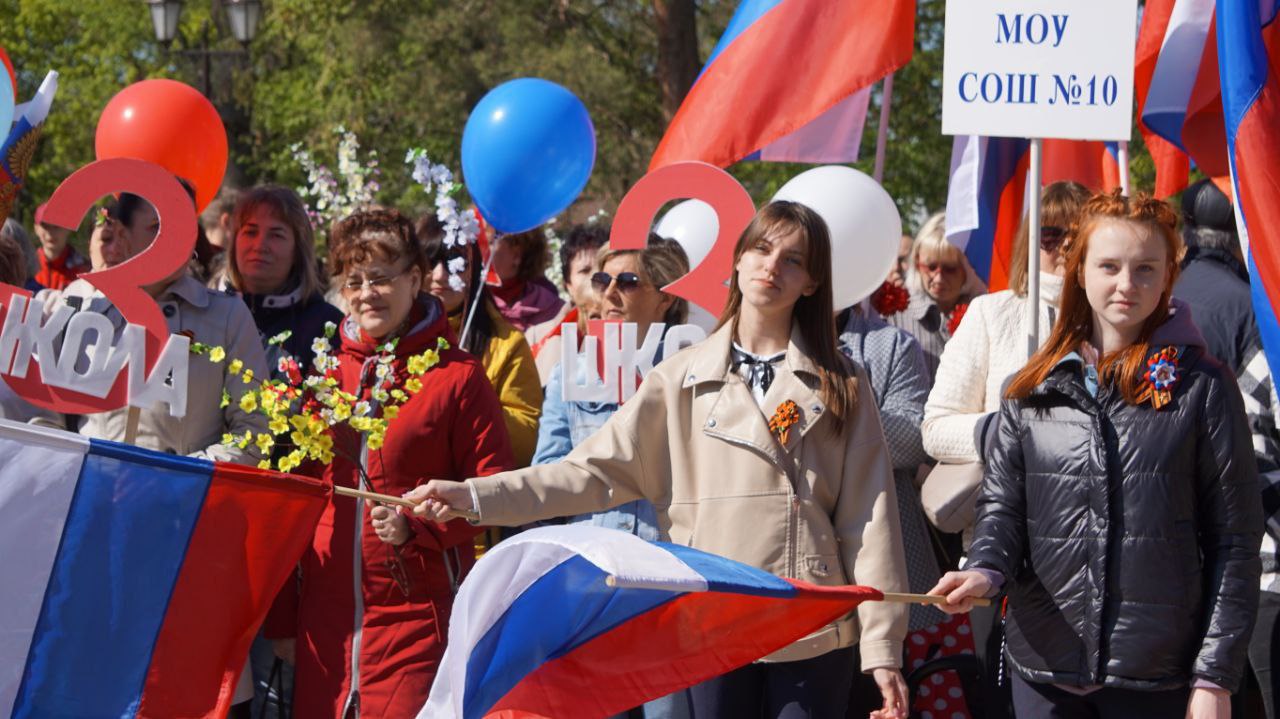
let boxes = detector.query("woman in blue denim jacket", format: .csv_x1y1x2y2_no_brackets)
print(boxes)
531,234,693,719
532,235,690,541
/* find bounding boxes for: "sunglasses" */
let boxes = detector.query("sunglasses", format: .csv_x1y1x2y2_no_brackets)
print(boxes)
591,271,645,293
916,261,964,277
1039,226,1068,253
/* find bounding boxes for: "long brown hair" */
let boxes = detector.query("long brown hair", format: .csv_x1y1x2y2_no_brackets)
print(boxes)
1004,190,1184,403
716,201,856,433
1007,181,1091,296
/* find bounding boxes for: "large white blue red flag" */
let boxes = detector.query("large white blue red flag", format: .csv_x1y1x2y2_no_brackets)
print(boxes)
1141,0,1231,180
1134,0,1192,197
945,137,1120,291
649,0,914,169
0,419,328,718
1218,0,1280,377
419,525,882,719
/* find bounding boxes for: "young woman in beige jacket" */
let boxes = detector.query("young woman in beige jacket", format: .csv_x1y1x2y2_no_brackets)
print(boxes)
409,201,911,719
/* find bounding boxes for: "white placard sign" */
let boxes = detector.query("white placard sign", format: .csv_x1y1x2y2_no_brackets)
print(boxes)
941,0,1138,141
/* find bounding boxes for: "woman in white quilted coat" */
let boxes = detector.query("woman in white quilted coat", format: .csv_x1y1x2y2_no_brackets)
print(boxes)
918,181,1089,719
922,181,1090,465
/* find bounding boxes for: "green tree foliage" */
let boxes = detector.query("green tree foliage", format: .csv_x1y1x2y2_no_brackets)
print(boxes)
1,0,1160,237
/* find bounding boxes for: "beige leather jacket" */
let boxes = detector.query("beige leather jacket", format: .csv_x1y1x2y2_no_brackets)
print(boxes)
471,322,908,669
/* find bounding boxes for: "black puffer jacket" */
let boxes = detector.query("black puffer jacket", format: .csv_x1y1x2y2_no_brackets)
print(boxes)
967,302,1262,692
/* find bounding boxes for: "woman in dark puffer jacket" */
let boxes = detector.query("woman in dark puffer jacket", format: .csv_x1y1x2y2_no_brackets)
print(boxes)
931,191,1262,719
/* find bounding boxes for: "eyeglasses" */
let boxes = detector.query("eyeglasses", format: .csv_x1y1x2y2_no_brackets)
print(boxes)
1039,226,1068,253
342,268,407,294
916,261,964,277
590,271,645,293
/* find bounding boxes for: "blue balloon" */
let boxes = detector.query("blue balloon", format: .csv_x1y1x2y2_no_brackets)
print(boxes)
461,78,596,234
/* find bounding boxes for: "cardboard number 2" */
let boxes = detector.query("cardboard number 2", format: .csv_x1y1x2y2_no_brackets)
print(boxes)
609,161,755,317
0,158,196,412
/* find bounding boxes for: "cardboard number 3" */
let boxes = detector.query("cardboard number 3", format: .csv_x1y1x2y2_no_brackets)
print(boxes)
0,158,197,413
609,161,755,317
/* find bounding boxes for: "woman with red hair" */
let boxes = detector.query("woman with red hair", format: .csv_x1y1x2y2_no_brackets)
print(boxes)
931,192,1262,719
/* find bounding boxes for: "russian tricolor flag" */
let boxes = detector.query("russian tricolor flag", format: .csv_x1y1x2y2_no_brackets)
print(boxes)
0,420,328,718
421,526,884,719
1135,0,1192,197
945,137,1121,291
649,0,914,169
1141,0,1231,182
1218,0,1280,380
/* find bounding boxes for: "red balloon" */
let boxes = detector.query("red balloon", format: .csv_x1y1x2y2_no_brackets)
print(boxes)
95,79,228,212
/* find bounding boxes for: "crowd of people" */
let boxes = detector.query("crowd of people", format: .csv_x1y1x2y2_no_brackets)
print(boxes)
0,174,1274,719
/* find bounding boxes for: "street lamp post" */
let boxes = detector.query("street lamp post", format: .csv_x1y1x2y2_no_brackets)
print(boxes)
144,0,262,97
143,0,262,186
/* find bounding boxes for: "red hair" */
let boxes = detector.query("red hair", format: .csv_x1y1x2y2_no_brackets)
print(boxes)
1004,190,1185,404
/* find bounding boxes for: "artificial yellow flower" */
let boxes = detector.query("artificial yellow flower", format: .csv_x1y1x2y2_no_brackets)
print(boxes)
257,459,272,470
220,390,230,409
383,405,400,420
332,402,352,421
366,431,385,450
255,433,275,454
407,354,428,375
269,417,289,435
405,378,423,393
242,369,254,384
221,432,235,446
278,451,301,473
209,346,226,363
239,392,258,413
260,393,279,415
229,359,243,375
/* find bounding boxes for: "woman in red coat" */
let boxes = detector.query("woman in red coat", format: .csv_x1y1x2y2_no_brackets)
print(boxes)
286,209,514,718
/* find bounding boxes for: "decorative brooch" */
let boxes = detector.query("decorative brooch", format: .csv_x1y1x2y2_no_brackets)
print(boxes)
1138,346,1180,409
769,399,801,445
870,281,910,317
946,303,969,336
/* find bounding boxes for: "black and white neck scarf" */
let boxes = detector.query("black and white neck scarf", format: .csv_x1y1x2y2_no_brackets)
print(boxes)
731,343,787,397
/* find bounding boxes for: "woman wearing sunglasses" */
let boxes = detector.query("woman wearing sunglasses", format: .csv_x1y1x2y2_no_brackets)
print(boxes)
889,212,987,383
419,215,543,468
534,235,689,538
284,209,515,719
924,182,1091,470
529,235,694,719
409,201,911,719
918,180,1089,717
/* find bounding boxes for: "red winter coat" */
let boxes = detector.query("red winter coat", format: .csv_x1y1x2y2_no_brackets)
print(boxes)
289,295,514,718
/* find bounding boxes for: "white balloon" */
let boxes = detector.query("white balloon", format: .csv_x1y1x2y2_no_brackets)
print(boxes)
772,166,902,311
654,199,719,269
685,303,719,334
